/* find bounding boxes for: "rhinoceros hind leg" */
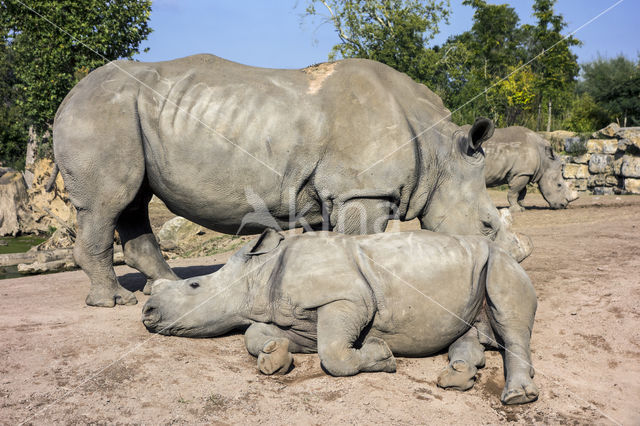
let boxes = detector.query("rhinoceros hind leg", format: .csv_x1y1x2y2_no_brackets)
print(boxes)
437,327,486,391
317,300,395,376
75,210,137,307
485,247,538,405
116,186,178,295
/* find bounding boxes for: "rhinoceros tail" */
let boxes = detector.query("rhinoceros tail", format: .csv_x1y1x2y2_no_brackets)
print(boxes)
45,163,59,192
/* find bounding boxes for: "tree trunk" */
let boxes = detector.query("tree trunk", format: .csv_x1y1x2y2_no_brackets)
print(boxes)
536,101,542,131
0,169,31,236
23,126,38,188
547,100,552,132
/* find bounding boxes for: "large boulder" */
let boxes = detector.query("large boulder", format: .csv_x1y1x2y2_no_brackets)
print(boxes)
588,154,613,174
592,123,620,139
616,127,640,152
620,156,640,178
624,178,640,194
0,168,31,236
156,217,205,251
586,139,618,155
563,163,589,179
27,159,76,234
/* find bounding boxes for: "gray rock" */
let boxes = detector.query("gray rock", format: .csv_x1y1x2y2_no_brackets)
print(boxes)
592,123,619,139
157,217,205,251
587,139,618,155
588,154,613,174
624,178,640,194
620,156,640,178
563,164,589,179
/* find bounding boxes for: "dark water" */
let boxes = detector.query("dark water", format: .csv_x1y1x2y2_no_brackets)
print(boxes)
0,235,47,279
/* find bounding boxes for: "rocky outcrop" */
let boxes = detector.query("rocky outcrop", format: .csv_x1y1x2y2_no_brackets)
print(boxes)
27,159,76,235
547,125,640,195
0,168,33,236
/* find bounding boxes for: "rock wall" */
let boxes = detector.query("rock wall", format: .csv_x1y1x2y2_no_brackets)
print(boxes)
558,124,640,195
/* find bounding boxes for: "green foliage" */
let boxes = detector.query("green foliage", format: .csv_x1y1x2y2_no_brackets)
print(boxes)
581,55,640,126
304,0,450,83
562,92,610,133
0,0,152,164
303,0,587,133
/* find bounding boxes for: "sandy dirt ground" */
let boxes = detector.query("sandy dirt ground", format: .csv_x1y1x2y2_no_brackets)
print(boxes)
1,190,639,425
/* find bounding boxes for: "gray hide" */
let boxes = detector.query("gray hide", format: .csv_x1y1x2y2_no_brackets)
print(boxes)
143,229,539,405
53,54,532,307
482,126,579,211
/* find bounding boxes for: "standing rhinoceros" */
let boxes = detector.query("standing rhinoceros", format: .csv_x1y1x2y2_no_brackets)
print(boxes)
53,54,532,307
142,229,539,405
482,126,579,212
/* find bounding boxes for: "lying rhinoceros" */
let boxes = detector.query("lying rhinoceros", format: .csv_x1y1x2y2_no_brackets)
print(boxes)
143,229,539,405
53,54,532,307
481,126,578,212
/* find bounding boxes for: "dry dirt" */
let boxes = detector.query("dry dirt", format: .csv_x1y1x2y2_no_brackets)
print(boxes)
1,190,639,425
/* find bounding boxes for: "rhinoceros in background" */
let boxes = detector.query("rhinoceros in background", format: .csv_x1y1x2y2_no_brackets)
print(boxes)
480,126,579,212
53,54,532,307
143,229,539,405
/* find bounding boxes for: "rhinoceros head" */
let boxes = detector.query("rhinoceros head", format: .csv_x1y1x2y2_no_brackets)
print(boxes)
420,118,533,262
538,146,579,209
142,229,285,337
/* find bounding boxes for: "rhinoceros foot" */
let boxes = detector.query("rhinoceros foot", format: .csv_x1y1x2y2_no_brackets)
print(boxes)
437,359,478,391
501,374,539,405
508,204,526,214
359,337,396,373
85,285,138,307
258,338,294,375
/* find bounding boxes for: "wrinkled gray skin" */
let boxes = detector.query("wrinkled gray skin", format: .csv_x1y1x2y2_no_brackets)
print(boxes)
53,54,532,307
481,126,579,212
143,229,539,405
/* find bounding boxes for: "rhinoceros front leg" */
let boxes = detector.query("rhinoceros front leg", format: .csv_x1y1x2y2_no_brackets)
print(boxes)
486,247,539,405
332,198,392,235
244,323,305,375
317,300,396,376
437,326,486,391
507,175,530,213
116,188,178,295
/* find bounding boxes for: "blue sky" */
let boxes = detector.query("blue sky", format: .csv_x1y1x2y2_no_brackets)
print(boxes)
134,0,639,69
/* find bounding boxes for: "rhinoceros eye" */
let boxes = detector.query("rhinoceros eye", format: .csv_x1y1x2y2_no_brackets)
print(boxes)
189,282,200,289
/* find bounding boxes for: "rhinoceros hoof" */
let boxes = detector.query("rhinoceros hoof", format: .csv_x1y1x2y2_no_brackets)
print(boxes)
437,359,477,391
509,205,526,213
258,338,293,375
85,286,138,308
360,337,396,373
501,376,539,405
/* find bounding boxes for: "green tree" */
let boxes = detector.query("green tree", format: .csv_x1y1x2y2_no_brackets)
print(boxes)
562,92,610,133
580,55,639,126
303,0,450,83
528,0,580,131
442,0,527,126
1,0,152,162
0,23,27,169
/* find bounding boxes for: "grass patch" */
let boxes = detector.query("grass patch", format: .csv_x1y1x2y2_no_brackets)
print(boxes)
0,235,47,255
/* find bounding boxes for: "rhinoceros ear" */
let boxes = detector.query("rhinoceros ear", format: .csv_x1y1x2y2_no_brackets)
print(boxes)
468,117,495,151
247,228,285,256
544,145,556,160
